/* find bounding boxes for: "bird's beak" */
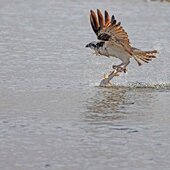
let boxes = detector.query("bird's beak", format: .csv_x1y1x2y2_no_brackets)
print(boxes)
85,44,89,48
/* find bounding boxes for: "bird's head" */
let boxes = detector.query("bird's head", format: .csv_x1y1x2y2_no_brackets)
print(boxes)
85,41,98,50
86,41,105,56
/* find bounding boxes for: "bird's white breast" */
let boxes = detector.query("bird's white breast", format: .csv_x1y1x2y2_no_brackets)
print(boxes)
99,43,131,62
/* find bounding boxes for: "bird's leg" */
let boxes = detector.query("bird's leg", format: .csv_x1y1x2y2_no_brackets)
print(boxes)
112,64,127,73
112,61,130,73
122,61,130,73
112,63,124,70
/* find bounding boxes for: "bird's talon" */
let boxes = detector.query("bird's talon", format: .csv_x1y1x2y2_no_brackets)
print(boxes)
116,67,122,72
112,65,117,70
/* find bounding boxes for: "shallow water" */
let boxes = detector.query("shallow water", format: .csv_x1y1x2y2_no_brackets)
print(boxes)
0,0,170,170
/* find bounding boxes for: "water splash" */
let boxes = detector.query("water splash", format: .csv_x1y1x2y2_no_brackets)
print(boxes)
96,81,170,90
127,82,170,89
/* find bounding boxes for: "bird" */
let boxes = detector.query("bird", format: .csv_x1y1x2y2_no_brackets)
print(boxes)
86,9,158,73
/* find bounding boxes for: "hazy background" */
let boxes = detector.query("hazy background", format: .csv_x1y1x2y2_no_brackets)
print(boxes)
0,0,170,170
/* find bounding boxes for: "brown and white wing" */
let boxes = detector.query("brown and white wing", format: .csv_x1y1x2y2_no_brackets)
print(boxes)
90,9,133,55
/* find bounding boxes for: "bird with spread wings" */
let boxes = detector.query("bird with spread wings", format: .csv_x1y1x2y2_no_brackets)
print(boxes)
86,9,158,75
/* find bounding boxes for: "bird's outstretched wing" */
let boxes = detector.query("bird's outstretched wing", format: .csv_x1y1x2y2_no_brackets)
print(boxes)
90,9,133,55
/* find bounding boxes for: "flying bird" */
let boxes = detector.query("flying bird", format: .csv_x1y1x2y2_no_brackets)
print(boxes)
86,9,158,73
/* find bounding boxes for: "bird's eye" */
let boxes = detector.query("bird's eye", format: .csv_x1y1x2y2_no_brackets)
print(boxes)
91,44,96,48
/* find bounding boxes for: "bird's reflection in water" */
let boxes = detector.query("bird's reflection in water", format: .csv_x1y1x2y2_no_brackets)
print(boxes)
85,86,133,122
85,85,157,123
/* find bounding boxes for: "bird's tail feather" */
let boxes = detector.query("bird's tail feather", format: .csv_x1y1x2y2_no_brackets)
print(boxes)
132,47,158,66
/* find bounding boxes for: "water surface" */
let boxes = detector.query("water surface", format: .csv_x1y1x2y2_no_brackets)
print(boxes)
0,0,170,170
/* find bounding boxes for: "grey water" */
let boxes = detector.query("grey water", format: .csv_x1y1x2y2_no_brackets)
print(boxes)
0,0,170,170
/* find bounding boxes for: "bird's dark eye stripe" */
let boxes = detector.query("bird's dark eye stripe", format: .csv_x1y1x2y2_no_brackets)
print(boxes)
97,41,105,48
90,44,96,48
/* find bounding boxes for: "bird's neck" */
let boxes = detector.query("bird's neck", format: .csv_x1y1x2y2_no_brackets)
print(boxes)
98,46,109,57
